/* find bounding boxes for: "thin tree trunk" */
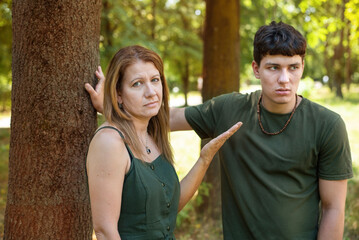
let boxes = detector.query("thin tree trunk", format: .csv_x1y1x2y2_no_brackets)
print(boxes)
199,0,240,219
178,2,190,107
345,17,352,91
4,0,101,239
183,58,189,106
103,0,114,61
151,0,156,40
333,0,346,98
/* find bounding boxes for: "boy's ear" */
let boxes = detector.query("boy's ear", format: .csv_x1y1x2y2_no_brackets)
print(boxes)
252,60,260,79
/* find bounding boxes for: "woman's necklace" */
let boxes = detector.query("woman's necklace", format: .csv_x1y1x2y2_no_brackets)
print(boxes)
257,94,298,136
145,133,151,154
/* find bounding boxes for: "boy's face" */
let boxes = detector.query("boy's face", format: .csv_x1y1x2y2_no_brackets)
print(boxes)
252,54,304,113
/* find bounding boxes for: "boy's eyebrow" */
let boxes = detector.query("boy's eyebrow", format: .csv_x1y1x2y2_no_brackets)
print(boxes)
264,62,280,66
264,62,301,66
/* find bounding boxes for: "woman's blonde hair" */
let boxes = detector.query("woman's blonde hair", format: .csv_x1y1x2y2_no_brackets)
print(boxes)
103,45,173,164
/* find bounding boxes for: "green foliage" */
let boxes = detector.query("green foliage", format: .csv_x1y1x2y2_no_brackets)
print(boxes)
175,182,223,240
99,0,204,94
299,0,359,96
0,0,12,75
239,0,359,97
239,0,307,86
176,181,212,228
297,76,315,98
0,128,10,239
0,0,12,112
345,178,359,239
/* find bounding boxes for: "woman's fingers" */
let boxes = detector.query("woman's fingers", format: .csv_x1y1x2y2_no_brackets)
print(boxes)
200,122,242,161
84,66,106,113
216,121,242,143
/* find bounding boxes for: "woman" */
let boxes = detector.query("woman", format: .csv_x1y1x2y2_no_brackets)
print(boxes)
86,45,241,240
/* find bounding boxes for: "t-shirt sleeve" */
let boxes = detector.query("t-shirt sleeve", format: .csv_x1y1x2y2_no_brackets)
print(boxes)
318,116,353,180
184,94,231,139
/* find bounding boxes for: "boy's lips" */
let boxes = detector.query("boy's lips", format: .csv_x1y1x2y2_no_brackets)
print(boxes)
275,88,291,95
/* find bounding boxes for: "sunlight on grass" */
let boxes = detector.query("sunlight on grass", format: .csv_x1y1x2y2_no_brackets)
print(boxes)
170,131,201,180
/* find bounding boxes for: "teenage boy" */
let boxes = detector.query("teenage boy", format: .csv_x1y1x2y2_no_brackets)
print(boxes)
170,21,352,240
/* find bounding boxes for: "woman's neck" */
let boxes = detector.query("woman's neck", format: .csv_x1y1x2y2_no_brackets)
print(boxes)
132,118,150,137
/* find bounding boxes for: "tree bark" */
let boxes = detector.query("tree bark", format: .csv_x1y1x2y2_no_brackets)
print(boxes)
4,0,101,239
198,0,240,219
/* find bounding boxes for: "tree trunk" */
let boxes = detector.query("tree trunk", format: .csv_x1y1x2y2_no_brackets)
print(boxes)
345,14,352,91
198,0,240,219
4,0,101,239
102,0,114,61
183,58,189,107
332,0,346,98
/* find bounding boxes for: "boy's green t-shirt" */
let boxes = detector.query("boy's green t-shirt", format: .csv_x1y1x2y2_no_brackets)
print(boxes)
185,91,352,240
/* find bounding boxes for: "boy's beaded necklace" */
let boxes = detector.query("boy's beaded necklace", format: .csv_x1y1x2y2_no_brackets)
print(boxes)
257,94,298,136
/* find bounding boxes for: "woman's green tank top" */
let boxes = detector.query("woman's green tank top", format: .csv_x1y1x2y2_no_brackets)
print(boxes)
96,126,180,240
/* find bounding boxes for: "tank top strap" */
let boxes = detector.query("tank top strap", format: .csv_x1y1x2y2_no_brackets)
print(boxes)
95,126,135,160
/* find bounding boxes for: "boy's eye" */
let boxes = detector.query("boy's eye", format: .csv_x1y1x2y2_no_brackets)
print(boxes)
269,66,278,70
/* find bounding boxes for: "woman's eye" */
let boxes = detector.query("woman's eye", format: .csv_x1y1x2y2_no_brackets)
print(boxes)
152,78,160,82
132,81,142,87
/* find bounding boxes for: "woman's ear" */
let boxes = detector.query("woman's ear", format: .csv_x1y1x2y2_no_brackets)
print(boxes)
117,88,123,103
117,94,122,104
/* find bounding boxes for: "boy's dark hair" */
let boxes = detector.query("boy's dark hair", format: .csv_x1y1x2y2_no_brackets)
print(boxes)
253,21,307,66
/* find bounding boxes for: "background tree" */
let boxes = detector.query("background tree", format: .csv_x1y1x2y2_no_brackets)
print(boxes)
199,0,240,219
0,0,12,111
299,0,359,98
97,0,204,106
4,0,101,238
163,0,204,106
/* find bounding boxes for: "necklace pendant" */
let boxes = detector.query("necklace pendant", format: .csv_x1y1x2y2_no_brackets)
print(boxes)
146,147,151,154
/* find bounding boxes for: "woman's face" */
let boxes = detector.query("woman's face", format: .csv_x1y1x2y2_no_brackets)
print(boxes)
118,60,163,121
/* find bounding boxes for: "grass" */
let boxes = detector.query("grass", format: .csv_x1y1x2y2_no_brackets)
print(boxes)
0,128,9,239
0,84,358,239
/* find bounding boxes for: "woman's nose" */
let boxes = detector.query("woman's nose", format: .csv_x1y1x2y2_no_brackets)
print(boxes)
145,83,156,97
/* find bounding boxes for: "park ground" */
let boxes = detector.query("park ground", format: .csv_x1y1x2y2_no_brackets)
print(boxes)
0,85,358,239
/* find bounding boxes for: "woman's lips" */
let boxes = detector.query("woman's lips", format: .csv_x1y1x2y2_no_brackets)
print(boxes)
144,101,159,107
